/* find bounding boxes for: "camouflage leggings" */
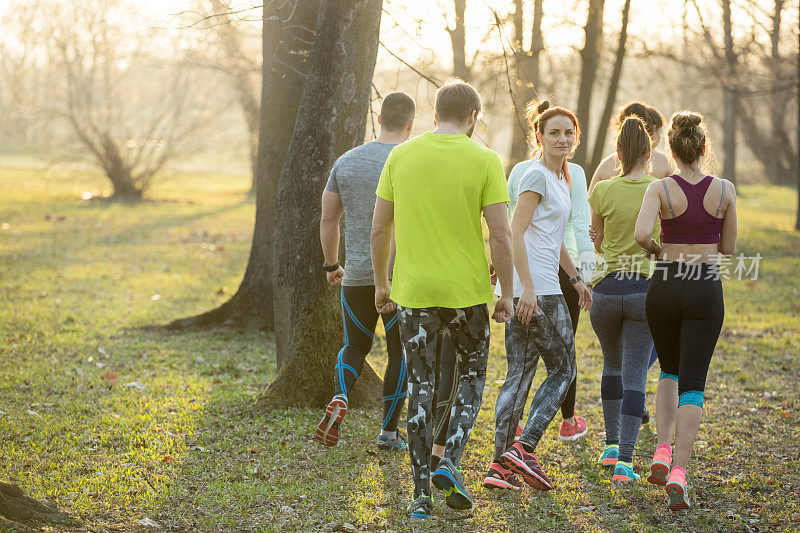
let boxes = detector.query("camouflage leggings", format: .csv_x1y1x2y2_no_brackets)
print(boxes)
398,304,490,498
493,295,576,460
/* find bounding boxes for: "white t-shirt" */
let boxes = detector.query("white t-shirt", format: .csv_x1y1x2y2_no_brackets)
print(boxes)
497,160,571,297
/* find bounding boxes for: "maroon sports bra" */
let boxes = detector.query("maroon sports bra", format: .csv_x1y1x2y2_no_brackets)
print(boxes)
660,175,725,245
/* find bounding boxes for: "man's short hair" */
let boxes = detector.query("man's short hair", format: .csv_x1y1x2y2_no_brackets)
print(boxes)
434,79,482,124
380,92,416,131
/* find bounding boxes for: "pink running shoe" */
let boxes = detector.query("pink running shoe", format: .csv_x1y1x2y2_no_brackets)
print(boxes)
498,442,553,490
666,467,690,510
558,416,588,442
483,462,523,491
648,445,672,486
314,396,347,447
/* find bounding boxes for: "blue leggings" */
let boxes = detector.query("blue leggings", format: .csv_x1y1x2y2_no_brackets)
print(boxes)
335,285,405,432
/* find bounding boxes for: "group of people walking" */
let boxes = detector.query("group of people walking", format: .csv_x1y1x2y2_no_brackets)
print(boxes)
313,79,738,518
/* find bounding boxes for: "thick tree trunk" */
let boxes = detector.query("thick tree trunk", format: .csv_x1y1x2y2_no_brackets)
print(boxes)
508,0,543,169
722,0,737,184
106,168,143,200
572,0,605,168
589,0,630,174
0,482,73,530
254,0,384,410
165,0,319,332
448,0,471,81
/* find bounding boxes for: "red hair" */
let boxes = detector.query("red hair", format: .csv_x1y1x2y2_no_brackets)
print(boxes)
526,100,581,186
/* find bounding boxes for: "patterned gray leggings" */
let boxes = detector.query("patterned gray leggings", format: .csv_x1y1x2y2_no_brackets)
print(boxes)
493,294,576,460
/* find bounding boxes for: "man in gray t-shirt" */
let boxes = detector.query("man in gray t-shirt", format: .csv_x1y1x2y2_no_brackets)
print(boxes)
324,141,395,286
314,92,416,452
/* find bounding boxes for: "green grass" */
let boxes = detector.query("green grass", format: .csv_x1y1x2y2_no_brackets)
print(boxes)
0,166,799,531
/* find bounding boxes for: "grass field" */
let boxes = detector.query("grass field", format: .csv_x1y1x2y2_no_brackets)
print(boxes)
1,167,799,532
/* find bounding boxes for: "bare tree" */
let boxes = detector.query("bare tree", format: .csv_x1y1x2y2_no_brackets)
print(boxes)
255,0,384,410
206,0,261,192
675,0,798,186
572,0,606,169
508,0,544,167
589,0,631,173
447,0,471,81
0,4,42,146
39,0,210,199
166,0,320,331
721,0,737,184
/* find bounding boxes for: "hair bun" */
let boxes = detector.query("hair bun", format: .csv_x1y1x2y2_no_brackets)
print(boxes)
536,100,550,114
672,113,701,132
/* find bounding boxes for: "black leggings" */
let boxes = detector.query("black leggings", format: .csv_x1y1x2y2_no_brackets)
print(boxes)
335,285,405,432
645,262,724,399
558,267,580,419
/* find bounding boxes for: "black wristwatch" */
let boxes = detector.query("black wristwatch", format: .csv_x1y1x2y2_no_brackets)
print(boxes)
322,261,340,272
569,273,582,285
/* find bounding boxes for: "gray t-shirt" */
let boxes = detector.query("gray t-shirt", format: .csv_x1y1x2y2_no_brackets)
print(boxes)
325,141,396,286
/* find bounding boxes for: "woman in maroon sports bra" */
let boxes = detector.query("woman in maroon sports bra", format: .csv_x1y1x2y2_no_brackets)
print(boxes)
634,111,738,511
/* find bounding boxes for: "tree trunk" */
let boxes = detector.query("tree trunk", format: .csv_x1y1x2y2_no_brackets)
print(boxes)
722,0,737,184
508,0,543,169
796,1,799,231
254,0,384,410
589,0,630,174
768,0,798,185
448,0,471,81
208,0,260,194
572,0,605,168
165,0,319,332
106,166,142,200
0,481,73,530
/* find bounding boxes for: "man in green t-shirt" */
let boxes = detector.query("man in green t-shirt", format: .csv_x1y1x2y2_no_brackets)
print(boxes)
371,80,514,520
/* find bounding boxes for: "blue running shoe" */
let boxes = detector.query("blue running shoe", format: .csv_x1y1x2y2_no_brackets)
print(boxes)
612,461,640,482
598,444,619,467
407,494,432,520
431,457,472,510
376,434,408,451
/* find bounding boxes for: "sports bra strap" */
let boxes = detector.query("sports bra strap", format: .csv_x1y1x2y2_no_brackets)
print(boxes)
662,179,676,218
715,179,726,218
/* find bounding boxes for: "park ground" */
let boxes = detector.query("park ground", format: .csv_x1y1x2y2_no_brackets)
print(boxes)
0,165,799,532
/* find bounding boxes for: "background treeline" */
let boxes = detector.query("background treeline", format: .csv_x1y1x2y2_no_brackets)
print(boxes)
0,0,796,195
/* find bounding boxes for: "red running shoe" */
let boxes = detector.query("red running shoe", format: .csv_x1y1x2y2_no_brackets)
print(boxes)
498,442,553,490
482,462,523,491
514,423,523,442
558,416,588,442
314,396,347,447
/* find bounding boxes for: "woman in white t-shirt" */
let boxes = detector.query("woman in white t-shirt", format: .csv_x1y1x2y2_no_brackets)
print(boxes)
483,102,592,492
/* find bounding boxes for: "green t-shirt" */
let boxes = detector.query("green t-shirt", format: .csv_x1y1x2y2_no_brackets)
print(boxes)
376,132,509,308
587,175,661,285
